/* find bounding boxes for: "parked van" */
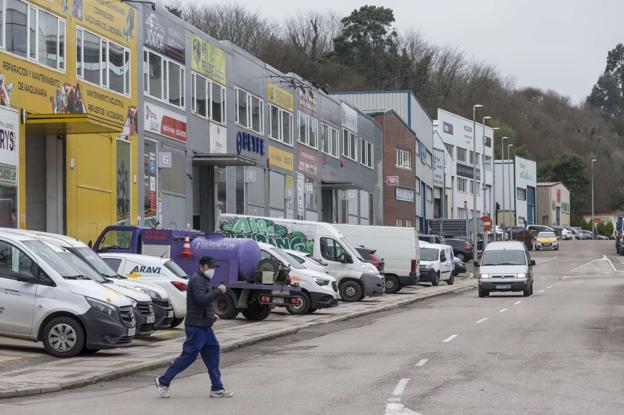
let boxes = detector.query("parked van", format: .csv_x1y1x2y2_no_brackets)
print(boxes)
216,214,384,302
0,231,136,357
333,224,419,294
418,241,455,286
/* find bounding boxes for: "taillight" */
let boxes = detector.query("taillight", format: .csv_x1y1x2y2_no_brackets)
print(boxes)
171,281,187,292
411,259,417,273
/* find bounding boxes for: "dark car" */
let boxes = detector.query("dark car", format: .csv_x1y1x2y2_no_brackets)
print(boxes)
527,225,554,239
445,238,473,262
453,257,467,276
355,246,384,272
419,234,446,244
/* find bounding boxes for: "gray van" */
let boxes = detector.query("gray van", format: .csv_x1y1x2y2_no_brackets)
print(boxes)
476,241,535,298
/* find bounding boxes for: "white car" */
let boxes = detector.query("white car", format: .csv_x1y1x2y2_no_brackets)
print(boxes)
418,241,455,286
259,243,339,315
98,253,188,327
284,249,330,274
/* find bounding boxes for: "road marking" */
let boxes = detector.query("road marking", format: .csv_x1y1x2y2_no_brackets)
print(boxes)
538,289,545,293
442,334,458,343
476,317,488,324
392,378,410,396
603,255,617,271
387,397,401,402
385,402,422,415
415,359,428,367
514,300,522,305
499,308,508,313
546,285,553,289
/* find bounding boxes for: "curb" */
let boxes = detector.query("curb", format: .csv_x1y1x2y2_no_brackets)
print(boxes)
0,280,476,399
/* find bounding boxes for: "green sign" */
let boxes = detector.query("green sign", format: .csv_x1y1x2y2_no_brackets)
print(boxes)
0,164,16,187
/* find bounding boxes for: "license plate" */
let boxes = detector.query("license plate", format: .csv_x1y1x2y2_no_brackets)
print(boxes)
167,310,174,318
497,284,511,289
273,297,284,304
147,315,155,323
128,327,136,337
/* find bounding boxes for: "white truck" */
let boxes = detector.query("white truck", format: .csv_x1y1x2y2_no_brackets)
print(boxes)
217,215,384,302
332,224,420,294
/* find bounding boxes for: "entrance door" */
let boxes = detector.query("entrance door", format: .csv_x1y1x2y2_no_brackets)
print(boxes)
556,207,561,226
321,188,334,223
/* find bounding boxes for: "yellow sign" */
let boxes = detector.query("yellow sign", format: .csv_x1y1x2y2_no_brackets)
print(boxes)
268,145,294,172
267,82,294,112
190,34,227,85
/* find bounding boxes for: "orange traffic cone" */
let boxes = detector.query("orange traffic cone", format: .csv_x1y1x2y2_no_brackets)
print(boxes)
180,236,193,258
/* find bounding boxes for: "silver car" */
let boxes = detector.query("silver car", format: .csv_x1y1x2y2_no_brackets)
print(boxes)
476,241,535,297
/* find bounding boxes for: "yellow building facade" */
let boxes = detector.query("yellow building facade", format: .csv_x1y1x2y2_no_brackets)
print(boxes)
0,0,138,243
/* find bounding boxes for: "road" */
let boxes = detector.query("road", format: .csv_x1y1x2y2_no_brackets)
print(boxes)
2,240,623,415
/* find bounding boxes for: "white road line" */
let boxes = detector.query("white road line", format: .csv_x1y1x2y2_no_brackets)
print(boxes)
442,334,458,343
603,255,617,271
387,397,401,403
546,285,553,289
538,289,545,293
475,317,488,324
392,378,410,396
415,359,428,367
499,308,508,313
514,300,522,305
385,402,422,415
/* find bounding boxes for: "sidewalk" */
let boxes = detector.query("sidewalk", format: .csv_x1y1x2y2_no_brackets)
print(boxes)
0,277,476,399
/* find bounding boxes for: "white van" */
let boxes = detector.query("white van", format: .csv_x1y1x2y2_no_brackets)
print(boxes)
217,214,384,302
0,231,136,357
333,224,419,294
418,241,455,286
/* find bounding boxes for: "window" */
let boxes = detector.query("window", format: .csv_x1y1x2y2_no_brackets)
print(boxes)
342,129,358,160
484,155,492,170
426,151,432,167
0,241,34,280
517,187,527,201
78,27,130,95
298,113,318,148
469,151,475,164
269,105,293,145
426,186,433,202
142,49,182,105
101,257,122,272
321,124,339,158
192,73,226,124
469,180,475,194
359,139,373,168
395,218,403,227
320,237,348,262
406,219,413,227
235,88,264,134
457,207,468,219
415,178,421,194
96,229,133,252
444,144,454,159
457,148,467,162
415,139,421,157
396,149,412,169
457,178,467,193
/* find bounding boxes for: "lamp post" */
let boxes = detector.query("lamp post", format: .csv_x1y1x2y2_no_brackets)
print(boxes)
591,158,597,239
500,136,508,230
491,127,500,235
472,104,483,256
481,116,491,247
507,144,514,227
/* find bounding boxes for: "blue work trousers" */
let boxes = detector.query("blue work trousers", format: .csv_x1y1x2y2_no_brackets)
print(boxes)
159,325,223,391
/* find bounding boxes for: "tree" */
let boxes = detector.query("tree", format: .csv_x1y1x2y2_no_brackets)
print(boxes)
283,11,341,62
538,154,590,220
588,44,624,119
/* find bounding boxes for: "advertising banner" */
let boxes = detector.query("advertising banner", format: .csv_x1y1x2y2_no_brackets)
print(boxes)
210,123,227,154
267,82,294,112
299,88,318,117
144,6,185,63
0,107,19,168
191,34,227,84
296,172,305,218
144,102,187,142
297,146,318,179
268,145,294,172
433,148,445,188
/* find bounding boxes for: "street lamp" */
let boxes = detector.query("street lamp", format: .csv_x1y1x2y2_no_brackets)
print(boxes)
591,158,597,239
481,116,492,247
500,136,508,230
507,143,514,227
491,126,500,234
472,104,483,256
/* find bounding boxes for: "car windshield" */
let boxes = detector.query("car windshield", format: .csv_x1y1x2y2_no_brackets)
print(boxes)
22,240,89,280
481,250,527,266
165,260,188,278
271,247,304,269
57,251,107,283
287,253,306,264
538,232,556,238
356,248,373,261
420,247,439,261
71,247,118,278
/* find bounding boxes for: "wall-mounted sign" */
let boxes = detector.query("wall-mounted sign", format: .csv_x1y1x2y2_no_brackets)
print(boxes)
386,176,399,187
464,125,473,133
433,149,445,188
395,187,415,202
341,103,358,132
144,7,185,63
556,189,561,203
296,172,305,218
268,145,294,171
158,152,172,168
144,103,187,142
267,82,294,112
237,131,265,156
299,88,318,116
191,34,227,84
484,136,492,147
298,146,318,178
443,122,453,135
210,123,227,154
0,107,19,168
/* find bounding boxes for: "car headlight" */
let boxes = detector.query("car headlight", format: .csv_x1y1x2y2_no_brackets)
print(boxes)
517,273,526,279
139,288,161,299
420,264,431,270
313,277,330,286
479,274,490,279
86,297,119,318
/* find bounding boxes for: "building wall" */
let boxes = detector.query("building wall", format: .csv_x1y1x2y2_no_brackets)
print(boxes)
537,183,570,226
514,156,537,226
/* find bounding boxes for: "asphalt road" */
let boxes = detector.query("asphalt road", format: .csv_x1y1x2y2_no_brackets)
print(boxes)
2,240,623,415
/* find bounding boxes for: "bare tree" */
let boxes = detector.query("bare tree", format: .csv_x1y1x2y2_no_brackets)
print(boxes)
283,10,342,61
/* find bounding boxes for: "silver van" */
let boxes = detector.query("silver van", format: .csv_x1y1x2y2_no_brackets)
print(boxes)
476,241,535,297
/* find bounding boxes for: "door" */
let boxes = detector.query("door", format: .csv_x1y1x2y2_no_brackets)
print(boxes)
0,240,38,336
556,207,561,226
439,248,451,280
318,237,349,278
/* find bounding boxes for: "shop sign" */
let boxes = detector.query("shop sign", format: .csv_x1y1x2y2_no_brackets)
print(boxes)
443,122,453,134
210,123,227,154
433,149,445,188
268,145,294,171
0,108,18,169
144,103,187,142
386,176,399,186
556,189,561,203
245,168,257,183
191,34,227,84
341,103,358,132
144,7,185,63
395,187,414,202
237,132,265,156
297,146,318,178
298,88,318,116
296,172,305,218
267,82,294,112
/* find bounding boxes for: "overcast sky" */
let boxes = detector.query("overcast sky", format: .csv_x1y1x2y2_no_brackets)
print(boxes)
176,0,621,105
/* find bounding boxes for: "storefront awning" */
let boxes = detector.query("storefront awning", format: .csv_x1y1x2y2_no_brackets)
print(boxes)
320,181,358,190
25,113,124,135
192,154,257,167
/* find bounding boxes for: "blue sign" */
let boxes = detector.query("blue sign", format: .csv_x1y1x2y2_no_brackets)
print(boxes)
236,131,265,156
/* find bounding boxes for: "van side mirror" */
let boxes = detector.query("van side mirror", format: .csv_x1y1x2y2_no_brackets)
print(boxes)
338,253,353,264
530,259,536,266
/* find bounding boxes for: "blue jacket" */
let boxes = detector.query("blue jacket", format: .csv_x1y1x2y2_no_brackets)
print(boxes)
185,271,221,328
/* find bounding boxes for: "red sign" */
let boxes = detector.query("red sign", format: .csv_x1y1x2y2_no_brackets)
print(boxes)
386,176,399,186
298,146,318,179
144,102,188,143
480,215,493,232
556,189,561,203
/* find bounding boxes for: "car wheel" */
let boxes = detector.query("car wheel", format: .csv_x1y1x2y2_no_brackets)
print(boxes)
384,275,400,294
339,280,364,302
447,273,455,285
42,316,85,358
432,272,440,287
478,288,488,298
170,318,184,328
286,291,311,315
523,285,531,297
457,253,466,262
215,292,239,320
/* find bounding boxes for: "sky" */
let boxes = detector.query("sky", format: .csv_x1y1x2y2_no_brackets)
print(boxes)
175,0,622,105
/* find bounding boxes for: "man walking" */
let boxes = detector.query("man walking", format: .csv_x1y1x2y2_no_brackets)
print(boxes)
155,256,233,398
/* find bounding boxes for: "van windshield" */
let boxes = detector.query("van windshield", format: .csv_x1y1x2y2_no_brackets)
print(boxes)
70,247,118,278
420,248,439,261
57,251,107,283
22,240,88,279
339,237,365,262
481,250,527,266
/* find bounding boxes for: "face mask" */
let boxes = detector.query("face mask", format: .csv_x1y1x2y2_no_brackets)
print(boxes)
204,269,215,279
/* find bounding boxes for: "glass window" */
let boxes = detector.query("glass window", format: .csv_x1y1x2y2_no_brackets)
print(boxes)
193,74,206,116
270,105,279,140
331,128,339,157
212,82,224,123
108,42,124,94
251,95,262,133
237,88,248,126
0,241,33,280
282,112,292,145
360,138,366,163
148,51,162,99
101,257,122,272
38,9,59,69
350,133,357,160
168,60,181,106
458,178,467,192
6,0,27,57
517,188,527,201
58,19,65,70
320,237,348,262
83,30,100,85
308,118,318,148
269,171,285,211
96,229,133,252
116,140,131,225
299,112,307,144
76,28,82,77
457,148,467,162
481,249,527,266
342,129,349,157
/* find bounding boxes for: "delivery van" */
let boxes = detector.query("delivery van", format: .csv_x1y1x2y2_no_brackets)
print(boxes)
418,241,455,286
332,224,419,294
216,214,384,302
0,231,136,357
